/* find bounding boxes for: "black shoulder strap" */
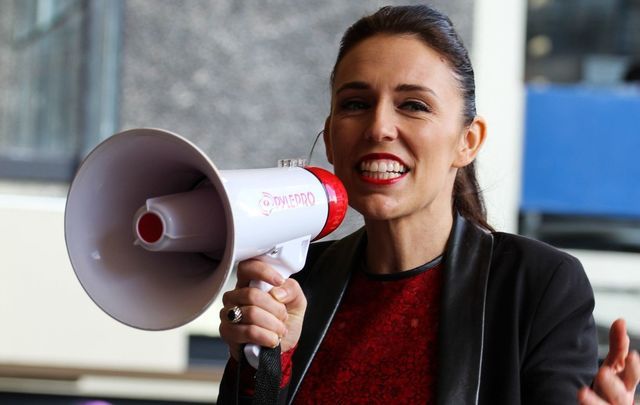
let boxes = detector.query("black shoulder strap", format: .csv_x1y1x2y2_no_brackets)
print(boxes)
252,345,282,405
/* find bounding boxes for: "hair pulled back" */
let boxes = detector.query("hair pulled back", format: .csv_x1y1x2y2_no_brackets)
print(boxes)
330,5,492,231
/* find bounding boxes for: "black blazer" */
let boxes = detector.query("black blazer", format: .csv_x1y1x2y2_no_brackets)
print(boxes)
219,214,598,404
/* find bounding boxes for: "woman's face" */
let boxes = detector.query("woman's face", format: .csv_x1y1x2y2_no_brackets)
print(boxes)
324,34,481,222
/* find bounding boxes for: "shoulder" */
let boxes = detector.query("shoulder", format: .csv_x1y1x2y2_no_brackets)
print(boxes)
491,231,583,271
489,231,592,299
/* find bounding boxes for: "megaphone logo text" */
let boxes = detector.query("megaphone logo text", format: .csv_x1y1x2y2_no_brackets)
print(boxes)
259,191,317,216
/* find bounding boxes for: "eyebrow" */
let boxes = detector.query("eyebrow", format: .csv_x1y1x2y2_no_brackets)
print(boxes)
396,83,438,98
335,81,370,94
335,81,438,98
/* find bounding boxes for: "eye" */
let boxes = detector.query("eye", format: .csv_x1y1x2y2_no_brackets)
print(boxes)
339,99,370,111
400,100,430,113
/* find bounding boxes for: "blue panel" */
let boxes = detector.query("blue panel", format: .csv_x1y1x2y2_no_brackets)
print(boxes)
522,85,640,218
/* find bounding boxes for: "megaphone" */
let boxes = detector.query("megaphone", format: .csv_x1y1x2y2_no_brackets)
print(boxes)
64,128,347,368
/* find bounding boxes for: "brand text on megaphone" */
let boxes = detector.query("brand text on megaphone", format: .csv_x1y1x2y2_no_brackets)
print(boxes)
259,191,317,216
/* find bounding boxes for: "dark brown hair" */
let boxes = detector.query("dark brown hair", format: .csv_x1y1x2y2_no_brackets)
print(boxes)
330,5,493,231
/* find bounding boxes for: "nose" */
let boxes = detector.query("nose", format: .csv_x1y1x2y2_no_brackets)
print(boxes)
365,102,398,142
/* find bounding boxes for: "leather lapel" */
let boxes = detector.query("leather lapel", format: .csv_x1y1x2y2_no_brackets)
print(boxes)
436,214,493,405
288,228,366,401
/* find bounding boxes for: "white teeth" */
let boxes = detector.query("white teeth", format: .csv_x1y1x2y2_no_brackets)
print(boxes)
358,159,406,174
360,171,403,180
359,159,407,180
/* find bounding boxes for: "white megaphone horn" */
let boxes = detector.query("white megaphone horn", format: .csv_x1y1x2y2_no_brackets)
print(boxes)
64,128,348,368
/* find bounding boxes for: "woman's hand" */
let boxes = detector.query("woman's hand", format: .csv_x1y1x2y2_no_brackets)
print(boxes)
218,258,307,362
578,319,640,404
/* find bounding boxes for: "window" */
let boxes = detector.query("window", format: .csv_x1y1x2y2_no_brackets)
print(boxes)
525,0,640,85
0,0,122,181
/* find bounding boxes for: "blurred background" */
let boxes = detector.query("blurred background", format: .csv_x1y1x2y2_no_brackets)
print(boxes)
0,0,638,403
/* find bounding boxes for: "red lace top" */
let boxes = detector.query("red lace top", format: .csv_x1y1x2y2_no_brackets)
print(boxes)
293,257,443,403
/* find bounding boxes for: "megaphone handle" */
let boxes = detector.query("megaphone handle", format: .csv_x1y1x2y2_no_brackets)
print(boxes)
243,236,311,369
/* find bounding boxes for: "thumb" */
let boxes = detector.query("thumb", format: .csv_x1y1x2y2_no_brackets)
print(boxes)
604,318,629,372
270,278,307,316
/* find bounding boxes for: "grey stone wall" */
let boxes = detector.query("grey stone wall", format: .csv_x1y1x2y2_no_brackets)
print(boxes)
119,1,474,169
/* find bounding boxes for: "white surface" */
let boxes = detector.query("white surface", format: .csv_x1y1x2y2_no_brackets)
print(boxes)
472,0,527,234
0,376,219,403
570,249,640,289
568,249,640,336
77,375,219,403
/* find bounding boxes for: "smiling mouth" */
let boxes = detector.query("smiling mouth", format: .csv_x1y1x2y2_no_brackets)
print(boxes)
357,157,409,182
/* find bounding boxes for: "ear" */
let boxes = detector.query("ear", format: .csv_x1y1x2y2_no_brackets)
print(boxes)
453,116,487,168
323,116,334,165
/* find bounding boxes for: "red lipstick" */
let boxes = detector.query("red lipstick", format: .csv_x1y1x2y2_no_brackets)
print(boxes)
357,153,407,166
357,153,409,185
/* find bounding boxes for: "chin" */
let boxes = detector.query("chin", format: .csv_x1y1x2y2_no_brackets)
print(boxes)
350,196,400,222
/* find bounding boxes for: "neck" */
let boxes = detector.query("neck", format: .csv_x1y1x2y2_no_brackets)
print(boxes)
364,208,454,274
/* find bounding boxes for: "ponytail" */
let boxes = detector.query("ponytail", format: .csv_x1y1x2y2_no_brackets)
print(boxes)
453,161,494,232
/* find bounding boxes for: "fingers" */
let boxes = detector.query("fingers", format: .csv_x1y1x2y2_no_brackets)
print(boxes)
219,304,287,337
236,259,285,289
222,286,288,322
578,386,610,405
219,287,287,356
578,319,637,405
219,308,284,346
604,318,630,371
219,287,288,348
592,366,631,405
621,350,640,391
578,386,609,405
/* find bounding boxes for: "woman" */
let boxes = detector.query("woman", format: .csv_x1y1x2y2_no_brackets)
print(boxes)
218,5,639,404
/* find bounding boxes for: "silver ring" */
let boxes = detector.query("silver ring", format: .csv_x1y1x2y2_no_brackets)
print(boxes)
226,306,243,324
